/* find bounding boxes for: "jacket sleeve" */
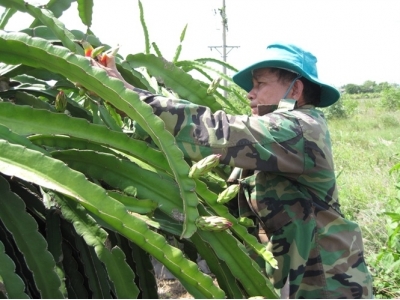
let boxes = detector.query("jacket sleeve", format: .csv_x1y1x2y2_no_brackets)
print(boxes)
133,88,305,174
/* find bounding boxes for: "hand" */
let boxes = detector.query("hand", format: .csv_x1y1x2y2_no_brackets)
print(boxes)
91,54,135,90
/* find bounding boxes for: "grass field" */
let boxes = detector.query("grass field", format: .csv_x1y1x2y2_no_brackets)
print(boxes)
326,96,400,297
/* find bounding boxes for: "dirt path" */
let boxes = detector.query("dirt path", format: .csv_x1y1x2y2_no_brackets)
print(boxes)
157,280,194,299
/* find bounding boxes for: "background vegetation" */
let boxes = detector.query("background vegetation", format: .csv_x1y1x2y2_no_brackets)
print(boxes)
0,0,399,299
321,91,400,298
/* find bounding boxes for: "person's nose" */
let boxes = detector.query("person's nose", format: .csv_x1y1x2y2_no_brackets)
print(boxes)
247,88,256,101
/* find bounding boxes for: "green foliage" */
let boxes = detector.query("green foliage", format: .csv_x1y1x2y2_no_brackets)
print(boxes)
380,85,400,110
0,0,278,298
367,164,400,298
225,84,251,115
327,97,400,298
322,93,358,119
343,83,360,94
342,80,393,94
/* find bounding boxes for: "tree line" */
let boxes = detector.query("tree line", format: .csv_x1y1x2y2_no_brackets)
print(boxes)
341,80,398,94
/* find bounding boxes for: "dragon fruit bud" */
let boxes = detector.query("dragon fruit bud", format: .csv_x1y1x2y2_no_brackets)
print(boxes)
195,216,232,231
55,90,67,112
188,154,221,178
216,184,239,204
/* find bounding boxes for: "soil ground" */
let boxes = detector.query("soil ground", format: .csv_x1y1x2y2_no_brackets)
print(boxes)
157,279,194,299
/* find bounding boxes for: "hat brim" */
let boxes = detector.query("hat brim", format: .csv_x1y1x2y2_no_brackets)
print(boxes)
232,60,340,108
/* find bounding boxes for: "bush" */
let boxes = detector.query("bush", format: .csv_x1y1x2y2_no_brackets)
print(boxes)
322,94,358,119
380,86,400,110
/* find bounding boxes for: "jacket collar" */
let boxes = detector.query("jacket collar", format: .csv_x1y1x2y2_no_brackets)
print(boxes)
257,99,298,116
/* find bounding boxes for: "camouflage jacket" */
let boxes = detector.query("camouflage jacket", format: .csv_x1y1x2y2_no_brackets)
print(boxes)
134,88,340,213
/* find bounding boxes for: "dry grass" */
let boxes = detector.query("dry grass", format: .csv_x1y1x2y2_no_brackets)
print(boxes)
157,279,194,299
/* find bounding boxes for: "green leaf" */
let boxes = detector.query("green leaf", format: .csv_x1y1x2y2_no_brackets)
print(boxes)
138,0,150,54
0,32,199,238
56,194,139,298
172,44,182,64
45,209,67,297
0,0,26,13
29,134,123,156
108,191,158,215
30,0,76,27
0,0,81,53
71,227,111,298
179,23,188,43
0,240,29,299
0,141,224,298
98,102,123,131
0,7,16,30
9,90,56,111
124,239,158,299
125,53,222,111
190,233,243,299
60,239,89,298
195,178,278,269
77,0,93,28
0,123,48,154
0,175,63,298
172,24,187,63
0,103,170,172
195,228,277,298
50,149,181,204
0,219,34,298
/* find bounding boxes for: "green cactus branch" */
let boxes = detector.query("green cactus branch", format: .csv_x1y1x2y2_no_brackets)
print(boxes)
0,2,283,296
0,175,63,298
0,30,200,238
0,239,29,299
0,103,170,172
0,141,225,298
55,193,140,298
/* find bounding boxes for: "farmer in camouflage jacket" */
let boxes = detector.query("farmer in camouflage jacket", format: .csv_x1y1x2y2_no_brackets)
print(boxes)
95,43,373,298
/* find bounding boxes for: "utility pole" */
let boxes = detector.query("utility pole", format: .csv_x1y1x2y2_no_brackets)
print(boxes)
208,0,239,97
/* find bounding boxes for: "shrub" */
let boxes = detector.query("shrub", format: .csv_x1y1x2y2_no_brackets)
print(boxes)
380,86,400,110
322,94,358,119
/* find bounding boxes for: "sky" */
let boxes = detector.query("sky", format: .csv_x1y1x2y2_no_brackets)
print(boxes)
2,0,400,88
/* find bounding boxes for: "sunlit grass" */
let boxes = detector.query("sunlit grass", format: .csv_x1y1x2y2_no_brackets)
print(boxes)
327,97,400,257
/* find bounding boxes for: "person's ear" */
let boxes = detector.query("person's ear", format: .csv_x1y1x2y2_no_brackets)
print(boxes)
292,79,304,100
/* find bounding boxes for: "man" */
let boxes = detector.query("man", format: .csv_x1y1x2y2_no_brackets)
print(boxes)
96,43,373,298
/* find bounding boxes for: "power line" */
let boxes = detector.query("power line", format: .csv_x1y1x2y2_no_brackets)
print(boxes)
208,0,239,97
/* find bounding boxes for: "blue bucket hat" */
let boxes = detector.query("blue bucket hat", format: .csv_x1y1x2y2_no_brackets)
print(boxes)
232,43,340,107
